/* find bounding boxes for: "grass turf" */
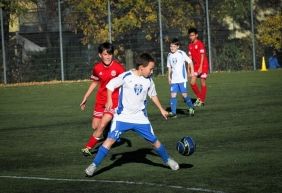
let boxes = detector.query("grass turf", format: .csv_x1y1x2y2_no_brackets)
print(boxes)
0,70,281,193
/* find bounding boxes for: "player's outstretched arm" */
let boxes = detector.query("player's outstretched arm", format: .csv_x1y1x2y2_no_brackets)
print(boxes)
184,52,194,77
151,96,168,120
105,89,113,111
167,67,172,84
187,62,194,77
80,81,99,111
190,62,194,74
105,75,124,111
198,53,204,73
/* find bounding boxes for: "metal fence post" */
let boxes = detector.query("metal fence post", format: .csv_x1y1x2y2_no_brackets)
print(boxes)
205,0,212,73
0,7,7,84
58,0,65,81
108,0,112,43
158,0,164,75
250,0,257,70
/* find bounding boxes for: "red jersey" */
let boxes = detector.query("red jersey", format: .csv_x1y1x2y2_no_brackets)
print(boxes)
188,40,209,73
90,60,125,103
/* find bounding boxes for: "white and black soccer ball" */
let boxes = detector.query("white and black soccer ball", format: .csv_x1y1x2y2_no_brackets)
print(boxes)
176,136,196,156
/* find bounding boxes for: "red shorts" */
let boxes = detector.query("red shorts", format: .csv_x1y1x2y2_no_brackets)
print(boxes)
93,100,118,119
193,72,208,79
193,65,209,79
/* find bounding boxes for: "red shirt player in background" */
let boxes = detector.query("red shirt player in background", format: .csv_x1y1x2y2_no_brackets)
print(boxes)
187,28,209,107
80,42,125,156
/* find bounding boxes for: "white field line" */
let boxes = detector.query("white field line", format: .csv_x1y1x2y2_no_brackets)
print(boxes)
0,175,226,193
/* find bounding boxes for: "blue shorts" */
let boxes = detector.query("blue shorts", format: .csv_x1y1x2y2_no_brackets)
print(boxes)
108,121,158,143
170,82,187,93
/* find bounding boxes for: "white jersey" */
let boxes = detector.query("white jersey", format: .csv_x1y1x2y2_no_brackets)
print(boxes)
167,50,192,84
106,70,157,124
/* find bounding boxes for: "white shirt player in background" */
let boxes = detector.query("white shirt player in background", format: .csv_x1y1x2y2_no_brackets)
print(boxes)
167,38,195,118
85,53,179,176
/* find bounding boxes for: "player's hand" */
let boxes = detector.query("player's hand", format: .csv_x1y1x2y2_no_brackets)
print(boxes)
197,66,202,74
105,100,113,111
80,99,87,111
160,109,168,120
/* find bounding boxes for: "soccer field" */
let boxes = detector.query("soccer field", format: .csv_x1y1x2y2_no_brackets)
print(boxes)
0,70,282,193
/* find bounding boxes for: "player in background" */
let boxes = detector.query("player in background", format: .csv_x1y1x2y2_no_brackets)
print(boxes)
167,38,195,118
187,28,209,107
85,53,179,176
80,42,125,156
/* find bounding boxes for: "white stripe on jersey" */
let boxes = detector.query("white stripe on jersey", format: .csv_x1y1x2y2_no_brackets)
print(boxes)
106,70,157,124
167,50,192,84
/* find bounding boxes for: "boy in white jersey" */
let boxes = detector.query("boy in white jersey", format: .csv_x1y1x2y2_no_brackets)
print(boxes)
85,53,179,176
167,38,194,118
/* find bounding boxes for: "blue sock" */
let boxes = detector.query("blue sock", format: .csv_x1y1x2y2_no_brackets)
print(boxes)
155,144,169,163
93,145,109,166
184,96,193,108
170,97,177,114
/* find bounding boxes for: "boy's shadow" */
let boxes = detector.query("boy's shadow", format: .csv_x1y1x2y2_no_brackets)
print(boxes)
191,98,197,104
166,98,197,115
91,137,132,154
90,122,132,155
165,107,187,115
91,148,193,176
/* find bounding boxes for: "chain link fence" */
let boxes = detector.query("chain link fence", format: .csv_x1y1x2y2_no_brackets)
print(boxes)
0,0,281,83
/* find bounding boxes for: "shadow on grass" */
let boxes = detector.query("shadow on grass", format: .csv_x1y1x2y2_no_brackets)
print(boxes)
165,107,188,115
90,137,133,155
165,98,198,115
179,163,194,169
90,148,193,176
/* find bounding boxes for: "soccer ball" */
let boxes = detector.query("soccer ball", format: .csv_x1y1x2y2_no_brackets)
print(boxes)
176,136,196,156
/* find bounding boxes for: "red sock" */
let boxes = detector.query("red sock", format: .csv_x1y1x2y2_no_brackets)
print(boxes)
200,85,207,102
85,135,98,149
191,83,201,99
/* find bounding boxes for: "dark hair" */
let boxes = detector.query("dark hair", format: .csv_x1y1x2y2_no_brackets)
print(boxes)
135,53,155,69
171,38,180,46
188,27,198,34
98,42,114,54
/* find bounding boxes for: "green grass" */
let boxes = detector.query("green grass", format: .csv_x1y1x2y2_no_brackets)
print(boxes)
0,70,282,193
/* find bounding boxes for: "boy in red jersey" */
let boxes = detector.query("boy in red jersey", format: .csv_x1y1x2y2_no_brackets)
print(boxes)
80,42,125,156
187,28,209,106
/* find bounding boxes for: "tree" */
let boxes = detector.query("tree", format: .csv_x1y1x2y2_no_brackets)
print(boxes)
66,0,195,45
161,0,194,37
1,0,37,82
0,0,37,36
1,0,60,82
257,14,282,50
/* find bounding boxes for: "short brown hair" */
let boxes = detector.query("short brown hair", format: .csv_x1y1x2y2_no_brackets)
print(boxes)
135,53,155,69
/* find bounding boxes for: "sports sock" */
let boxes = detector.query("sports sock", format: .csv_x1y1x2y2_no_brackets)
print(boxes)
85,135,98,149
155,144,169,163
170,97,177,114
93,145,109,167
191,83,201,99
184,96,193,108
200,85,207,103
